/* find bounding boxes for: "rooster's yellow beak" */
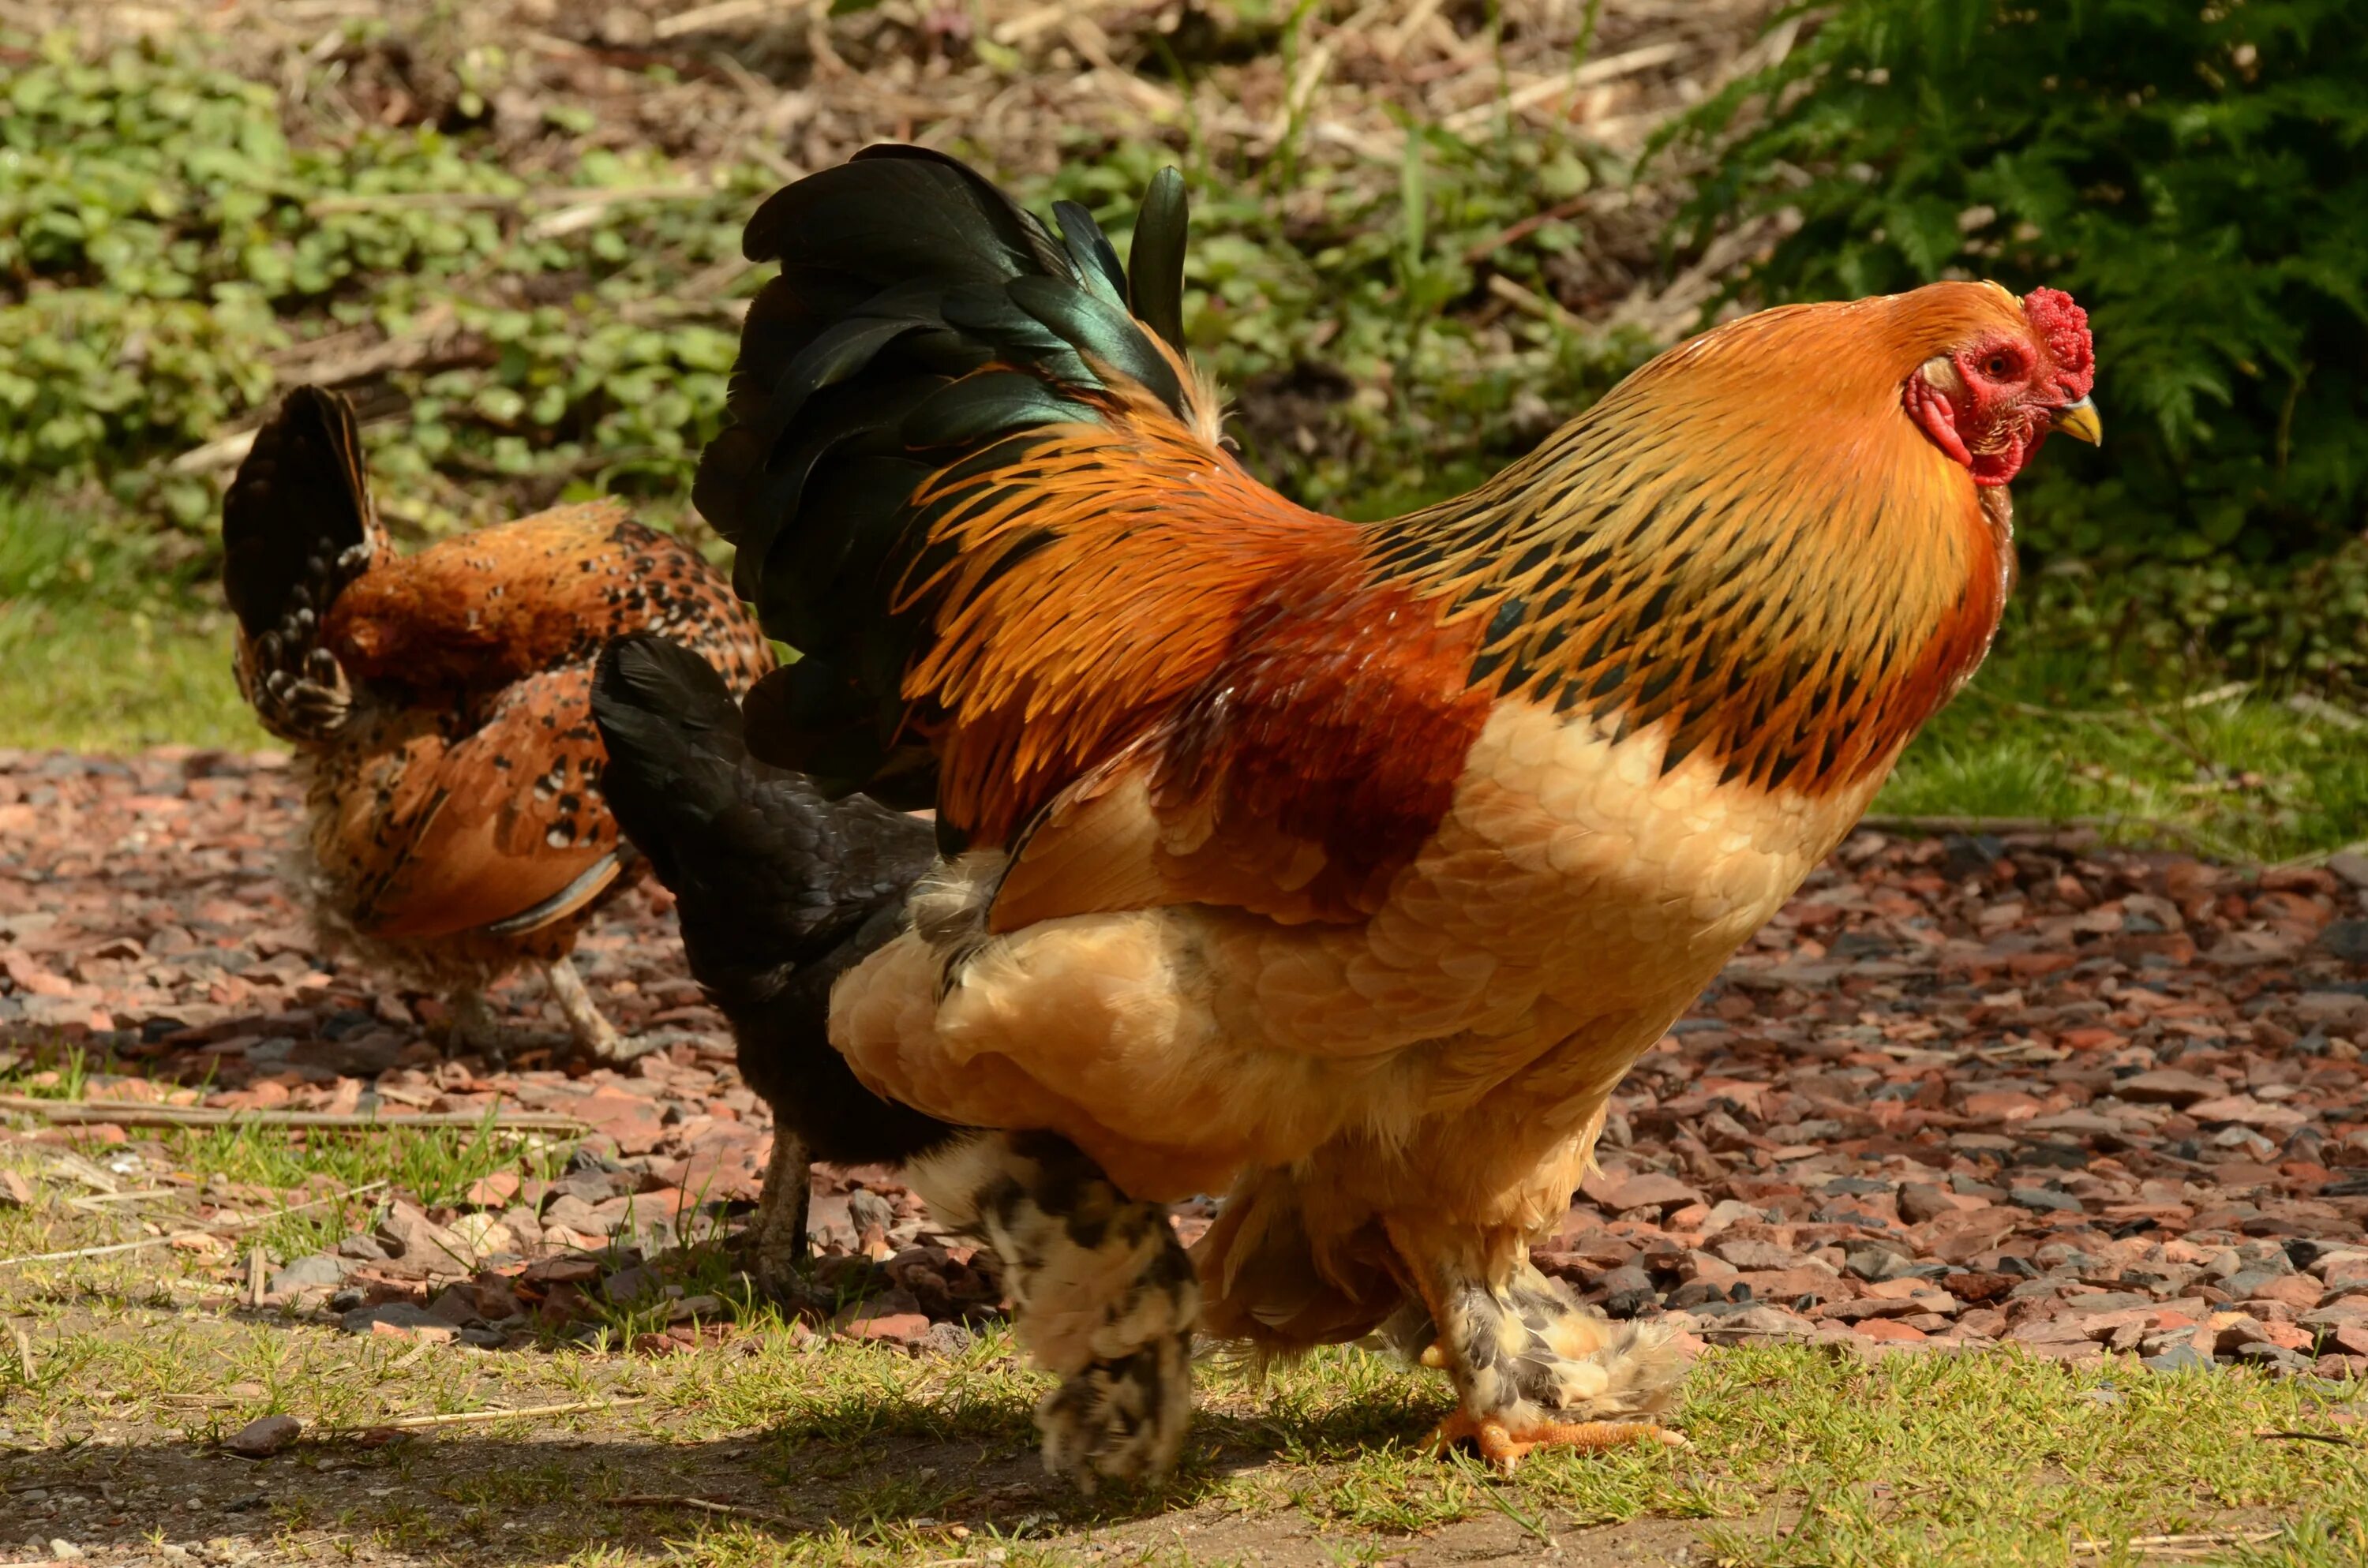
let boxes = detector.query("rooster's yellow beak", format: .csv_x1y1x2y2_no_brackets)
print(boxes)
2050,396,2102,445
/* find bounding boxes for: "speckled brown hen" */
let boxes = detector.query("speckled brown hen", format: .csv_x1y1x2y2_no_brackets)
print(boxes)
221,386,774,1061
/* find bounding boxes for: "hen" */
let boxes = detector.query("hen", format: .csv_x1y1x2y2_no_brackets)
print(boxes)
691,147,2098,1484
222,387,774,1061
588,631,954,1297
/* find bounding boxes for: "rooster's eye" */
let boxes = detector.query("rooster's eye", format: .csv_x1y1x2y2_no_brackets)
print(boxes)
1984,354,2014,378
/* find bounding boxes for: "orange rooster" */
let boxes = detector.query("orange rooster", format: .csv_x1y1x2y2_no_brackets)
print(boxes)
223,387,774,1061
689,148,2097,1483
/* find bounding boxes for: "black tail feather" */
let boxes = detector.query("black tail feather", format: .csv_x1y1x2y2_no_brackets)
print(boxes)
694,145,1193,808
590,633,954,1166
222,386,376,640
221,386,384,741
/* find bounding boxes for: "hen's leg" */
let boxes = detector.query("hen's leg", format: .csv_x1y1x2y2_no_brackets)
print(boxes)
909,1131,1197,1490
444,988,506,1066
741,1128,812,1302
1384,1221,1688,1473
542,956,653,1065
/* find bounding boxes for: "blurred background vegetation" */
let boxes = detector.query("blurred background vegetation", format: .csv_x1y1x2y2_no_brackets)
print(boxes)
2,0,2363,858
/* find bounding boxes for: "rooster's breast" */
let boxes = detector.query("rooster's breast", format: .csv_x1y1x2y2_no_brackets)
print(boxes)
1376,697,1885,1017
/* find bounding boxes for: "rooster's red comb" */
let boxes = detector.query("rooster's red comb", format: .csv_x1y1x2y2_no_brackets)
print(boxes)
2021,287,2094,401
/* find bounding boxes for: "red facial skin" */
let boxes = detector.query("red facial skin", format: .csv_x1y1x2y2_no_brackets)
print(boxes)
1904,286,2096,487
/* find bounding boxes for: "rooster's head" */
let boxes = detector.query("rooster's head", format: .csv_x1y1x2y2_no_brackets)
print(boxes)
1902,283,2099,487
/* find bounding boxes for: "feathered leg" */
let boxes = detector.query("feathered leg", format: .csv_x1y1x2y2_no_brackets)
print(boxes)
909,1131,1197,1490
1383,1218,1688,1473
742,1128,812,1301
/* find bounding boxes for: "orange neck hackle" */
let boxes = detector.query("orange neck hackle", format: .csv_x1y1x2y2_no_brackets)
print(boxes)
1366,283,2063,799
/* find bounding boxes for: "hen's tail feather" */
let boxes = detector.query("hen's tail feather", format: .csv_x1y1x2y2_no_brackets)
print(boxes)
589,633,957,1167
221,386,385,742
695,145,1199,807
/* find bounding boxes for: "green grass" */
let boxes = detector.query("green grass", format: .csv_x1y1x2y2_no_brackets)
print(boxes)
3,1178,2362,1568
0,494,261,752
1879,635,2368,863
6,1115,2362,1564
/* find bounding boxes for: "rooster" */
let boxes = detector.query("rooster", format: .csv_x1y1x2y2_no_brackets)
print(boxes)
589,631,954,1297
222,387,774,1061
684,146,2097,1484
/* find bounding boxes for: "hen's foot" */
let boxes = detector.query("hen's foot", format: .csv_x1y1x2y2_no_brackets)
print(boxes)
910,1131,1197,1491
444,989,508,1067
543,957,656,1065
740,1130,812,1303
1432,1411,1688,1472
1388,1225,1688,1469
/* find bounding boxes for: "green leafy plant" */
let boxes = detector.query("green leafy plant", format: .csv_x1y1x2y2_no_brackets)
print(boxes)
1669,0,2368,566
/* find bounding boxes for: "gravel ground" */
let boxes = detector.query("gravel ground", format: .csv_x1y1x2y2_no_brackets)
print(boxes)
4,745,2367,1378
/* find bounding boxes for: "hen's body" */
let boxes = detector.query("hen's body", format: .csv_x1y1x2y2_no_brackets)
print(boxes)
223,388,774,1059
589,633,954,1297
693,148,2095,1480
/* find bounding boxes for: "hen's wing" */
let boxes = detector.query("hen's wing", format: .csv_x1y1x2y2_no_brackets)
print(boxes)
313,668,625,942
322,503,770,695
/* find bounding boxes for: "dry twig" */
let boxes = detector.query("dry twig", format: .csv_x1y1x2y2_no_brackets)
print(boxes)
606,1493,804,1528
2070,1530,2282,1555
0,1093,586,1132
341,1396,650,1432
0,1179,388,1270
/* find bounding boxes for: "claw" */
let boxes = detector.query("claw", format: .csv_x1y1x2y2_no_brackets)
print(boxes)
1431,1410,1687,1473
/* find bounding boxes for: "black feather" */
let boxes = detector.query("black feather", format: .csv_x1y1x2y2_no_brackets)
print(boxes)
590,633,957,1169
693,146,1203,806
221,387,372,638
1051,199,1129,309
1127,167,1190,355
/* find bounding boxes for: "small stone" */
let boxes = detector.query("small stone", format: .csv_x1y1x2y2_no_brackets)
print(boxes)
1898,1182,1955,1225
2314,920,2368,962
2009,1186,2085,1214
1714,1238,1804,1271
919,1321,974,1357
335,1232,391,1263
464,1172,521,1208
446,1213,515,1262
0,1169,33,1208
1844,1246,1916,1282
1597,1263,1657,1318
1853,1318,1927,1342
340,1301,448,1338
1582,1170,1703,1213
1694,1304,1814,1343
375,1199,474,1273
2141,1344,2216,1373
841,1312,931,1347
267,1255,346,1296
2117,1070,2226,1106
427,1286,486,1327
225,1414,301,1458
2325,851,2368,889
601,1265,661,1305
847,1188,898,1236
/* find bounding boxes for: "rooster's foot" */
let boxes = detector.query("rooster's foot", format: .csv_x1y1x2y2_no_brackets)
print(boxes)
909,1131,1197,1490
1387,1225,1688,1471
543,957,656,1065
740,1129,812,1303
1431,1410,1687,1472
